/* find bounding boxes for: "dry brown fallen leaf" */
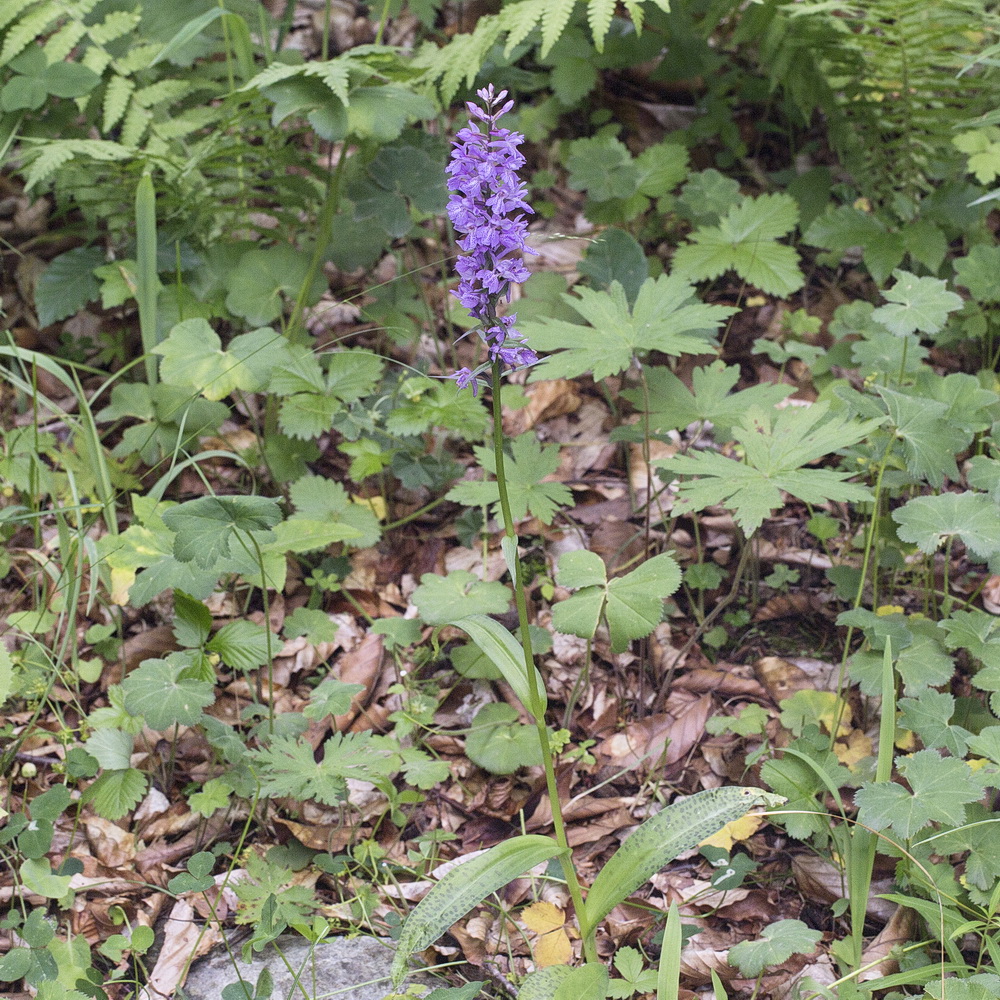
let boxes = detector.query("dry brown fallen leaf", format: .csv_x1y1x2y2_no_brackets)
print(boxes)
595,692,713,770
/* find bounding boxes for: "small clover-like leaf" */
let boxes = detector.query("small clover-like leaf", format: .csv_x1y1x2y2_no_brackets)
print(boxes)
728,920,821,977
412,571,511,625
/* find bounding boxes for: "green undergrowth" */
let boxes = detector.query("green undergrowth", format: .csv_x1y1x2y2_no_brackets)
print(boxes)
3,1,1000,999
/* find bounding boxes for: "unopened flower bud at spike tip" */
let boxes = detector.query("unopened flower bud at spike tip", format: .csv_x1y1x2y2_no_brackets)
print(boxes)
446,87,539,389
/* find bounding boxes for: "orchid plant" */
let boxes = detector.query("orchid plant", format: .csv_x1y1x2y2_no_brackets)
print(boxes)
388,88,782,996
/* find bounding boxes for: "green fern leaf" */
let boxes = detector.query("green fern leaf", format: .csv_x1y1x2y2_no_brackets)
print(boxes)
1,4,60,65
88,9,140,46
22,139,132,191
440,26,501,103
241,61,306,94
102,75,134,133
587,0,617,51
133,78,192,109
541,0,577,56
43,20,86,61
119,100,151,147
501,0,546,56
305,59,352,104
0,0,39,34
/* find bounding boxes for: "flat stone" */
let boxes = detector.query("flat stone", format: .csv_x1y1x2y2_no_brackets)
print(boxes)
180,934,426,999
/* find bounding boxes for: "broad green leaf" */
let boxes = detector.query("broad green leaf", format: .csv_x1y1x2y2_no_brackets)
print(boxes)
728,920,821,977
940,609,1000,670
161,495,282,569
390,835,567,987
173,590,212,648
582,787,783,934
345,84,435,143
84,728,134,771
577,227,649,307
898,691,970,757
465,703,543,774
207,620,274,673
225,246,326,325
155,321,293,401
523,275,735,382
875,386,967,487
384,380,486,442
673,193,804,296
121,655,215,729
413,571,511,625
871,270,963,336
304,678,365,721
446,434,573,525
855,749,982,839
954,244,1000,304
0,646,13,707
35,246,103,326
520,966,574,1000
20,858,72,899
446,614,547,716
657,403,879,536
566,134,640,201
676,168,742,226
287,476,381,549
622,361,792,439
803,204,903,285
892,492,1000,561
283,607,341,644
554,964,610,1000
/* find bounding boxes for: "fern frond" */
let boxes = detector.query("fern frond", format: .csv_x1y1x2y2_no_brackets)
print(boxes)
22,139,131,191
133,79,193,109
43,19,86,61
113,43,164,76
119,100,151,147
587,0,617,52
0,0,38,33
0,4,60,65
89,9,140,46
305,60,351,104
541,0,577,55
501,0,546,56
102,75,134,133
622,0,645,34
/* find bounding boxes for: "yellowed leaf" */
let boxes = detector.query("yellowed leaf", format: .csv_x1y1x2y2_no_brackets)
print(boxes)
521,901,573,967
351,494,387,520
834,729,872,768
875,604,904,616
110,566,135,606
699,812,763,850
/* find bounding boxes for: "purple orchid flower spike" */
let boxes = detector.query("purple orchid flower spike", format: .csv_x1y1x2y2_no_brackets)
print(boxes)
445,86,538,388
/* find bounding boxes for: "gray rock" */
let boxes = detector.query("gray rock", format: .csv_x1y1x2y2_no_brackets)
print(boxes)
180,934,432,1000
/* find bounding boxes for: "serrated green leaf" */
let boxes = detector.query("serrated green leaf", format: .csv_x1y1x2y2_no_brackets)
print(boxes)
582,787,782,935
304,678,365,721
566,134,640,202
523,275,735,382
412,571,511,625
872,270,963,336
898,691,970,757
623,361,792,439
207,620,274,673
283,607,341,644
892,492,1000,561
605,553,682,653
82,768,147,822
173,590,212,648
225,246,326,326
728,920,821,977
391,835,567,987
84,728,134,771
855,749,981,839
954,244,1000,304
122,655,215,730
287,476,381,549
35,247,103,326
657,403,879,536
162,495,282,569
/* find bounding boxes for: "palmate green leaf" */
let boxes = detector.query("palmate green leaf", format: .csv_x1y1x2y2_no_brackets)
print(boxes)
871,269,963,337
621,360,792,439
161,495,282,569
391,835,567,987
657,403,879,536
581,787,784,936
552,551,682,653
82,768,147,822
898,691,971,757
940,609,1000,670
892,492,1000,561
672,193,804,296
412,571,511,625
523,275,735,382
566,134,640,202
954,244,1000,304
34,246,103,326
728,920,822,977
287,476,381,549
225,246,327,326
385,379,486,442
446,433,573,525
121,654,215,730
251,731,399,806
155,320,294,401
465,703,543,774
855,749,982,840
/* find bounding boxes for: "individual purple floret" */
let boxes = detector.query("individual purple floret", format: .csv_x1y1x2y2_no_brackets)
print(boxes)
446,85,537,389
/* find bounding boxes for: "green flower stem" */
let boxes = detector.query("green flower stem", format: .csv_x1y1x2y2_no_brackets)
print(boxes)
489,361,597,965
